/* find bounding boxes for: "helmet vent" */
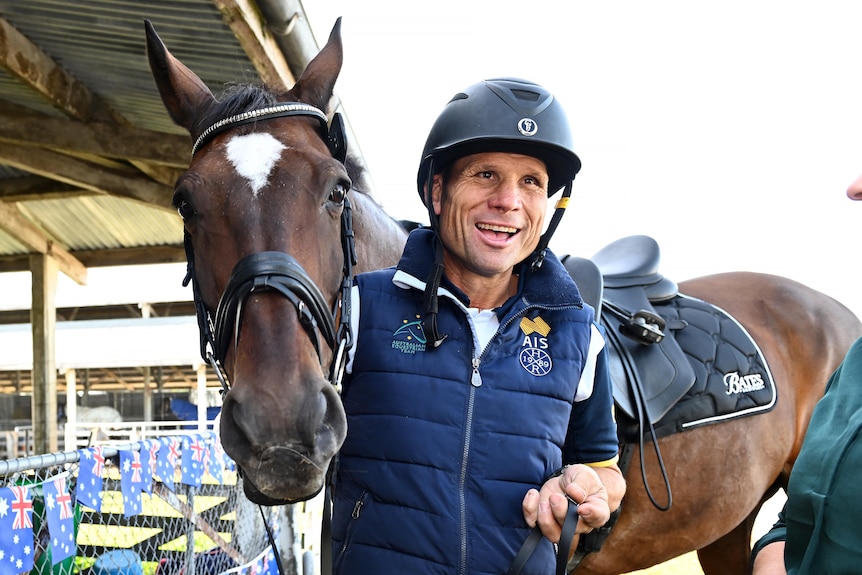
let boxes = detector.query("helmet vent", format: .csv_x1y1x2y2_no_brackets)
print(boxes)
448,92,469,104
511,89,540,102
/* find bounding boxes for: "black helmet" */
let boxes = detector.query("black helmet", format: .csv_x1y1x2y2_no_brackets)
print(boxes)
416,78,581,203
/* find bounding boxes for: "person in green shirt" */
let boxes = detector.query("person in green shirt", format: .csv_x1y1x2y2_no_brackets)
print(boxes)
750,173,862,573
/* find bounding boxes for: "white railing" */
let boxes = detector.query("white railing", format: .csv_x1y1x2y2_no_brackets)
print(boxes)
2,420,216,459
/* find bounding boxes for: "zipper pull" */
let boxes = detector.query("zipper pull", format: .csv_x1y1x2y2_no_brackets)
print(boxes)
471,357,482,387
352,498,364,519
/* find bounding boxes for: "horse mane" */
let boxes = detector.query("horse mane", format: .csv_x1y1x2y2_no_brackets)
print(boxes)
198,82,370,195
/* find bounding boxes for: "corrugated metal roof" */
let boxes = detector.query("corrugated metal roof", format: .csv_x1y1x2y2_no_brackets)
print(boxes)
0,0,323,273
0,1,330,391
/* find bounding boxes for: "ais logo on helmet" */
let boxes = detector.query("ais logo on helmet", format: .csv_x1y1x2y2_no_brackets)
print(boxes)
519,316,552,376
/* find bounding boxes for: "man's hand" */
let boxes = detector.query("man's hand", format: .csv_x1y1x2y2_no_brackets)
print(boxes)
522,463,624,544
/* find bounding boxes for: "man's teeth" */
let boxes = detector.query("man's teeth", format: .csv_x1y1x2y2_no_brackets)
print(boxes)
477,223,517,234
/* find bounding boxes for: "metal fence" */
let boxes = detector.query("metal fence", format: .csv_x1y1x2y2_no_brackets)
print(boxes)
0,433,322,575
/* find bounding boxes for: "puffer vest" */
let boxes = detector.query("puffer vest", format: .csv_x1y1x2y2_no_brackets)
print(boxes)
331,230,612,575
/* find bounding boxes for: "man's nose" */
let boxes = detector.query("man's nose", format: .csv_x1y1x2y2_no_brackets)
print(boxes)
847,173,862,201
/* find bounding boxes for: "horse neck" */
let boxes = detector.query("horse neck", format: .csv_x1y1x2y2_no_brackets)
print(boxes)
351,191,409,273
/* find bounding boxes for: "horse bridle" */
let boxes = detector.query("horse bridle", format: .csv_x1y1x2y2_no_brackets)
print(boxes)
181,102,356,396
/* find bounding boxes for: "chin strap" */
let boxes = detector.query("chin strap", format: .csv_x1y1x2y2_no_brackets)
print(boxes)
531,181,573,272
422,160,448,349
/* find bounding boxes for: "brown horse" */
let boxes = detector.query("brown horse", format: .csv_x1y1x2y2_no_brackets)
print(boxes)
146,19,862,574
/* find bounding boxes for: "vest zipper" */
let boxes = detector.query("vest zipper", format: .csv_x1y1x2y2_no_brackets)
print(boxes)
457,302,583,574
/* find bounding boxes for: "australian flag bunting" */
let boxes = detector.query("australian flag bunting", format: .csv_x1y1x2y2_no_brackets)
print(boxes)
181,434,208,487
43,475,76,564
120,449,145,517
75,446,105,511
0,485,35,575
140,440,159,494
207,432,227,484
155,436,180,492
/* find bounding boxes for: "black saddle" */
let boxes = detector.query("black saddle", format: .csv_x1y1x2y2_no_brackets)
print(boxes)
563,235,694,425
560,235,776,569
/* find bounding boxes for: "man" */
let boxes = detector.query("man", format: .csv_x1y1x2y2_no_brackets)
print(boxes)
750,173,862,573
331,78,626,575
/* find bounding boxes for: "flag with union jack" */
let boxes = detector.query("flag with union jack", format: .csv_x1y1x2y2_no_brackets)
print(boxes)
206,431,228,484
43,475,76,564
0,485,35,575
155,436,180,492
181,434,208,487
75,446,105,511
140,439,159,494
120,449,145,517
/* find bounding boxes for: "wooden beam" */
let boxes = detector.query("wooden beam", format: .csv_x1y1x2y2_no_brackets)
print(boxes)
0,244,185,272
30,253,59,453
0,201,87,284
0,142,174,209
0,103,190,168
212,0,296,90
0,174,87,201
0,17,114,123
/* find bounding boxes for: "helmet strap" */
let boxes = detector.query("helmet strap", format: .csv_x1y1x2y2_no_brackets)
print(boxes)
423,161,448,349
531,181,573,271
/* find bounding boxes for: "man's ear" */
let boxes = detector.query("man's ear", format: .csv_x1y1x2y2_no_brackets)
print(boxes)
429,174,444,216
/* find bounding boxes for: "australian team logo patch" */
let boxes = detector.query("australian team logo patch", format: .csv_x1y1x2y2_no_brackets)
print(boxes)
392,314,427,354
519,316,553,376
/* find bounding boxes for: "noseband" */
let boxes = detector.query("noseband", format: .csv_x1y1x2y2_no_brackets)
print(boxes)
182,103,356,395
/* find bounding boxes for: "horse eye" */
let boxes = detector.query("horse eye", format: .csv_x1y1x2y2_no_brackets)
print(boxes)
174,195,196,220
329,182,349,205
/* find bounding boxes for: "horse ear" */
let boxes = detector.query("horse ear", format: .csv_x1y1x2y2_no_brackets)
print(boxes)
291,17,343,113
145,19,216,133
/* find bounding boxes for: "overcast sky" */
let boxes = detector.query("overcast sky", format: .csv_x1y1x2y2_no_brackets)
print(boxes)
301,0,862,320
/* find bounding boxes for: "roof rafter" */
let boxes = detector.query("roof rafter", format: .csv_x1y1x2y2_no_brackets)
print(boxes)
213,0,297,90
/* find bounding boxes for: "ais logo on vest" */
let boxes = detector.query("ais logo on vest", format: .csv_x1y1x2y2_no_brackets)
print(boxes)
519,316,553,376
391,314,427,354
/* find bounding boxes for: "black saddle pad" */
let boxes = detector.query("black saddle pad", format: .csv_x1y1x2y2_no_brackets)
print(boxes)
613,294,777,441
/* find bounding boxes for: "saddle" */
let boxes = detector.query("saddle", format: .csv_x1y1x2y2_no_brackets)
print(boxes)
559,235,776,571
562,235,776,439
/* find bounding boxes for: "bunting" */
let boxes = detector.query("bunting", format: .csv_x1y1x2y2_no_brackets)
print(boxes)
43,476,76,564
0,485,35,575
155,436,181,492
120,450,145,517
181,434,208,487
75,446,105,511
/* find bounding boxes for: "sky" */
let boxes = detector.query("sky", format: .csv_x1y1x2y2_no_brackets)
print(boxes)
299,0,862,321
2,1,862,324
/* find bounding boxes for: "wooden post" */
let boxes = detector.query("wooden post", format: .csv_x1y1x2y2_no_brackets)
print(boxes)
30,253,58,454
64,368,77,450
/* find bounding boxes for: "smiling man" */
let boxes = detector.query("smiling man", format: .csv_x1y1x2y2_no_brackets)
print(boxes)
331,78,626,575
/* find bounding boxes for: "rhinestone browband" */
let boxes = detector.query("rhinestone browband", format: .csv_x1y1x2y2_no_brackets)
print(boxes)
191,102,328,156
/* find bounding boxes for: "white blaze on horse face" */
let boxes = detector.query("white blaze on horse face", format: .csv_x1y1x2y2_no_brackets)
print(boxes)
225,132,287,196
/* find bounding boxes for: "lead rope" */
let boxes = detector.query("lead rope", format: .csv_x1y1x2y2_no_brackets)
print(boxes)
506,502,579,575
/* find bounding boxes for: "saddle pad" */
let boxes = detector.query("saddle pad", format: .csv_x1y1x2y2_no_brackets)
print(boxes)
618,294,777,441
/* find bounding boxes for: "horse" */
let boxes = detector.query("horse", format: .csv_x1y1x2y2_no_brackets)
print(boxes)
145,18,862,574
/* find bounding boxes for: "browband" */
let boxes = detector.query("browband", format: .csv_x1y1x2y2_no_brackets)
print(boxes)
191,102,347,163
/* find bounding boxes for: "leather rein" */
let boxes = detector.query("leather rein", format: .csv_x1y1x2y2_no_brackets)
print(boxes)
181,102,356,399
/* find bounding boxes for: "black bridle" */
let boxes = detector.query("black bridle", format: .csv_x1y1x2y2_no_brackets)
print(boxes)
181,102,356,396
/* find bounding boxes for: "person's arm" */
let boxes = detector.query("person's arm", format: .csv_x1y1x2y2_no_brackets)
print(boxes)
751,541,786,575
750,499,788,574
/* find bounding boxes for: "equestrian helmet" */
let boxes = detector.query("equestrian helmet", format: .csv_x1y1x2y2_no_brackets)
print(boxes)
416,77,582,203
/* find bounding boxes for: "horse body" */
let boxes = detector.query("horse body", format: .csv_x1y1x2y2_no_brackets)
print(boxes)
146,18,862,573
580,272,862,574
